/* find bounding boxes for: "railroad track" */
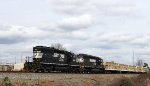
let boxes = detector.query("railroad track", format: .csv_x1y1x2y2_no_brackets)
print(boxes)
0,71,141,74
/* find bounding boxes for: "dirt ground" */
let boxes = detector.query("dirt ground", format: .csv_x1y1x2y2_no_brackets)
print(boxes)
0,74,150,86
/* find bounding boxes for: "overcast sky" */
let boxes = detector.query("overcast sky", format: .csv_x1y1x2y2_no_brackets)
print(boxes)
0,0,150,65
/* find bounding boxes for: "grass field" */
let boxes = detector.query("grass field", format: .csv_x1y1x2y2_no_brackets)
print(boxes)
0,73,150,86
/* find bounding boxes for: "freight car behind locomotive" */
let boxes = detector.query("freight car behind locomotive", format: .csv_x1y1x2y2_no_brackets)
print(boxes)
103,61,147,74
24,46,105,73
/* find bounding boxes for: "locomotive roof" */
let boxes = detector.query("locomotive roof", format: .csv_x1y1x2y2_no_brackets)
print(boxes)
34,46,103,60
34,46,74,55
78,54,103,60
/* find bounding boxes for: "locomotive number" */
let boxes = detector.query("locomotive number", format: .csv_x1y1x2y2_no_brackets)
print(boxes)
53,53,65,62
33,52,43,58
90,59,96,62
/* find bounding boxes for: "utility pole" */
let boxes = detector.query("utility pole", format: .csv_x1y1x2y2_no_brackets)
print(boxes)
15,57,16,64
133,51,134,66
21,53,22,63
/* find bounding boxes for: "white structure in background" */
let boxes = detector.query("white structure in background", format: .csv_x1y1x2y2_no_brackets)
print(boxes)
13,63,24,71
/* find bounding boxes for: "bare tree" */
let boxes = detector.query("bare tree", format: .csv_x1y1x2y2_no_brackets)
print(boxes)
136,59,143,66
51,43,66,50
143,63,148,67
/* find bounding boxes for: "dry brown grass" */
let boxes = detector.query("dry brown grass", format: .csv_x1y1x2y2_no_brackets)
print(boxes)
107,73,150,86
0,74,150,86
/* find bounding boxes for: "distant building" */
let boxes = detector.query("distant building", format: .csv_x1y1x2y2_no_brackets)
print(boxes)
0,65,13,71
13,63,24,71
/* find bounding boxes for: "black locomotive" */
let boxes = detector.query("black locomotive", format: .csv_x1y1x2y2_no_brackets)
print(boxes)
24,46,105,73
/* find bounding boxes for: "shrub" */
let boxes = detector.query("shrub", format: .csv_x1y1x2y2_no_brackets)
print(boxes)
111,77,132,86
2,77,13,86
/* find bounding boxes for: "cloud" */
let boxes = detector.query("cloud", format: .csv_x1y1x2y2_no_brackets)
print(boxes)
1,24,149,53
51,0,138,18
51,0,91,15
129,35,150,47
0,25,50,44
41,14,95,32
1,24,149,51
0,23,92,44
57,14,95,31
0,37,25,44
0,23,150,64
